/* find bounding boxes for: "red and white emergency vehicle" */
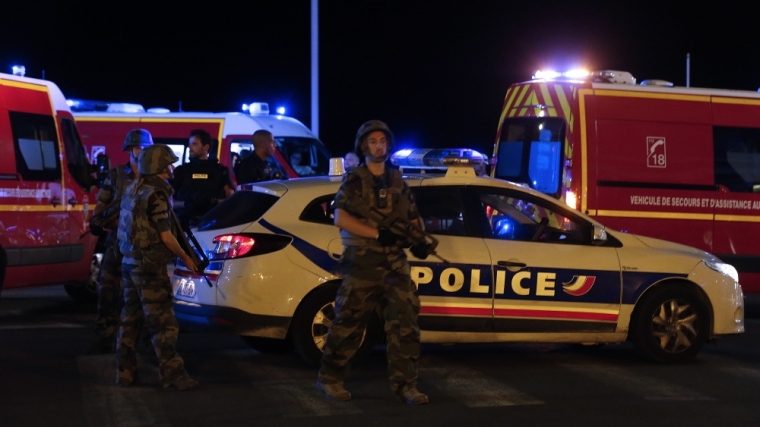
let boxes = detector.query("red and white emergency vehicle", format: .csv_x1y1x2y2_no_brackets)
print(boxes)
0,72,98,298
493,70,760,293
72,101,332,183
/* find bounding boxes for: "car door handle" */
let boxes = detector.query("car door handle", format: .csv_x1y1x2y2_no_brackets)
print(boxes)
51,197,61,207
68,198,78,206
498,261,527,268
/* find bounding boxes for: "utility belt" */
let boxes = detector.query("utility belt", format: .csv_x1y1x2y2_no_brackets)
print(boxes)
340,239,403,254
117,240,161,252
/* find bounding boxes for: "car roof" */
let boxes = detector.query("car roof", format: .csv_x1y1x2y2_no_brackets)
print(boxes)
242,167,600,224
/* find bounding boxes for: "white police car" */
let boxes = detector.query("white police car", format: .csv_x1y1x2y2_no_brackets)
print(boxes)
172,148,744,366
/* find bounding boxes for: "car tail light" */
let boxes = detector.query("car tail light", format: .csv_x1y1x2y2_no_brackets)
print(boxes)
210,233,292,260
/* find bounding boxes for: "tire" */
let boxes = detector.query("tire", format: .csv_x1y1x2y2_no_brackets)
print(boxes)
630,284,710,363
290,284,378,367
241,336,294,354
63,253,103,303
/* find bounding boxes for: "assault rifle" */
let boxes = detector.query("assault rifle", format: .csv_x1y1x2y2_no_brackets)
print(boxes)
345,203,450,264
79,197,121,239
169,210,213,287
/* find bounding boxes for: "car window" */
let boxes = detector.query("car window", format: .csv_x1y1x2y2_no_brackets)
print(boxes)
196,191,279,231
476,187,589,244
300,195,336,225
9,111,62,181
411,186,469,236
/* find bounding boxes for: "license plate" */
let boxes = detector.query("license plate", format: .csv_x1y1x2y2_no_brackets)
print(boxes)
175,278,196,298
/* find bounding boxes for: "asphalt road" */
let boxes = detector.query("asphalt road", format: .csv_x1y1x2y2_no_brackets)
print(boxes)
1,286,759,427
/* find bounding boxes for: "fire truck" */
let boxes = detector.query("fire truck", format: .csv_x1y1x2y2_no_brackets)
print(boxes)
72,101,332,183
0,72,100,299
493,70,760,293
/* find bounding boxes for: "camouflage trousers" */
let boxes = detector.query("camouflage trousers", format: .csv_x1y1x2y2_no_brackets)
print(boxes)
117,248,187,387
318,257,421,393
93,231,122,341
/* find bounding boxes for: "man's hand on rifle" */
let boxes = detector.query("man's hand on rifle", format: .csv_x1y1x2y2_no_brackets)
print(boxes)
181,254,200,274
410,242,433,260
376,227,402,246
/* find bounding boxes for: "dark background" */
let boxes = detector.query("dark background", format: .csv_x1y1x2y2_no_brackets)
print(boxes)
1,1,757,157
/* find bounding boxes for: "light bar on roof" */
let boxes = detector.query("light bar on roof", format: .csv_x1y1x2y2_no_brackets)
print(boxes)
390,148,485,169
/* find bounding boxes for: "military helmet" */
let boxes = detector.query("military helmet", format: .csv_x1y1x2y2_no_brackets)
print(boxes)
354,120,394,158
138,144,178,175
122,128,154,152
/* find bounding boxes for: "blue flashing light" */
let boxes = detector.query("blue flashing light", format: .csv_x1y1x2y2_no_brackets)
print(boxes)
242,102,270,115
276,106,286,115
391,148,485,169
11,65,26,77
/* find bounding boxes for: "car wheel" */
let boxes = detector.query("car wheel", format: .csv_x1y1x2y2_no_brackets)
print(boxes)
241,336,294,354
63,253,102,303
291,284,377,367
631,284,709,363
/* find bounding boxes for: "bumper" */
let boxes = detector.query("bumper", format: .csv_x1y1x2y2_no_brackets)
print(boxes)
173,300,292,339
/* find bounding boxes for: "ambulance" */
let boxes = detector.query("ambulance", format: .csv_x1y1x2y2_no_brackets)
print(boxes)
493,70,760,293
72,101,332,183
0,72,99,299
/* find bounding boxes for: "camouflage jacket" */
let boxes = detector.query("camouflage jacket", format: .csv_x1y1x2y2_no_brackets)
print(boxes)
94,163,137,216
117,175,173,256
335,165,418,249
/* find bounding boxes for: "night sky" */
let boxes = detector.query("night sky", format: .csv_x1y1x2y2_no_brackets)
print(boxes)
2,1,757,158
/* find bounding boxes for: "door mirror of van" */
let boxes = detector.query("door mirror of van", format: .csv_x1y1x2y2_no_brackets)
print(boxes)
94,154,111,188
592,224,607,244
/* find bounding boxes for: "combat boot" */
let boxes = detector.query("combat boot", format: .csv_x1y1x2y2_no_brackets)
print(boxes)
116,371,138,388
316,381,351,401
168,373,199,391
398,387,429,405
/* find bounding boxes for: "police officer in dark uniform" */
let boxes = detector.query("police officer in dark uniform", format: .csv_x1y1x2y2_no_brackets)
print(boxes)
85,129,153,355
316,120,431,405
171,129,234,227
234,130,276,185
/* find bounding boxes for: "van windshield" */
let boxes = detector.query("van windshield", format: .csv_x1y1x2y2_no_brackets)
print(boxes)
230,137,332,177
495,118,565,197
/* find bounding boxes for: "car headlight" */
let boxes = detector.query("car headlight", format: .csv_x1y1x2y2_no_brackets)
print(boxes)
704,260,739,283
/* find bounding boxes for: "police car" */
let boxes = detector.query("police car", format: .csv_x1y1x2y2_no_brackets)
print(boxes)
171,148,745,366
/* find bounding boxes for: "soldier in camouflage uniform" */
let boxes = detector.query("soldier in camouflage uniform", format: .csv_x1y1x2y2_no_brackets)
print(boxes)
86,129,153,355
317,120,432,405
116,144,200,390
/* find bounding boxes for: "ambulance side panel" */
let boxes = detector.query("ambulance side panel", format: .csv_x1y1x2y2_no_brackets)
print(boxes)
77,119,140,166
587,91,716,252
0,78,96,289
710,99,760,288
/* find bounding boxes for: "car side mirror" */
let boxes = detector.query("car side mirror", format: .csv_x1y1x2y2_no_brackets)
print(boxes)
592,224,607,243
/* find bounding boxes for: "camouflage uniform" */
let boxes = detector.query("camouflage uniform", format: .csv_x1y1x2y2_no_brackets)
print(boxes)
318,165,422,394
89,163,136,350
116,145,191,388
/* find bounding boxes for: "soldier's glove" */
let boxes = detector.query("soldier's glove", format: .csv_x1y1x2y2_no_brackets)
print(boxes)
376,227,400,246
410,242,432,260
88,224,106,237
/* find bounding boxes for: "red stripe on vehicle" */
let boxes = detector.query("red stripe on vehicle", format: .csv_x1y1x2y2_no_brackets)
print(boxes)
420,306,492,317
494,307,617,322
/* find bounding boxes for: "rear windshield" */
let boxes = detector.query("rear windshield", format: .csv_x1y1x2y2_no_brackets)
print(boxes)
196,191,279,231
